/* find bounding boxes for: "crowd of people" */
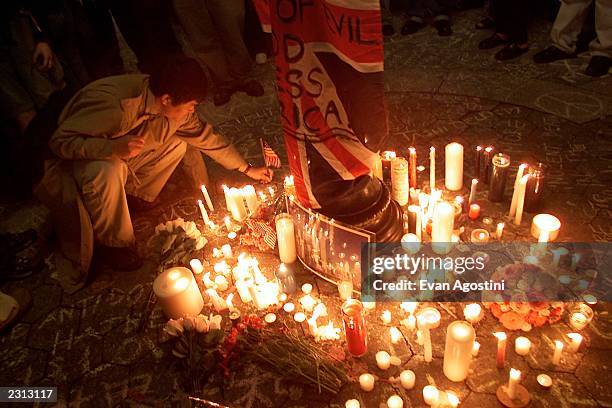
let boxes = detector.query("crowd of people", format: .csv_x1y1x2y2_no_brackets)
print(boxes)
383,0,611,75
0,0,610,331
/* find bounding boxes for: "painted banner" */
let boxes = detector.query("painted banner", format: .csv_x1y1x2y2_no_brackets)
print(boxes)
259,0,387,209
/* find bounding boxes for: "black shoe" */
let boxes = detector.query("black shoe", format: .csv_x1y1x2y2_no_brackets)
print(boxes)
213,86,234,106
401,20,426,35
238,80,264,97
127,195,159,212
382,23,394,36
475,17,495,30
585,56,612,77
433,20,452,36
495,43,529,61
479,33,509,49
533,46,575,64
97,245,143,271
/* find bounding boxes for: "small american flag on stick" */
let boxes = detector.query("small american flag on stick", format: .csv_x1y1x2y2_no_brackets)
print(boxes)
260,138,281,168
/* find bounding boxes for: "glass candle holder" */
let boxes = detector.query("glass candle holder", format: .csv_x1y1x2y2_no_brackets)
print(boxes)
275,263,296,294
524,163,546,212
275,213,297,264
488,153,510,202
342,299,368,357
568,303,594,331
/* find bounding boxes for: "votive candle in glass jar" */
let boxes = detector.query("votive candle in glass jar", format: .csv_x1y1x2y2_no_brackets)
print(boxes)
524,163,546,212
568,303,594,331
342,299,368,357
488,153,510,202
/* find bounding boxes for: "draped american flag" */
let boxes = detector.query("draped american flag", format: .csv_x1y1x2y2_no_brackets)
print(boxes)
246,219,277,249
262,140,282,168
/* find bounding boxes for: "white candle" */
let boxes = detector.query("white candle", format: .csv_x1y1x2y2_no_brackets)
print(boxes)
359,373,375,391
470,228,490,243
567,333,583,352
222,185,231,212
338,280,353,301
472,341,480,356
214,275,229,291
373,153,383,180
276,213,297,263
390,327,403,344
189,259,204,275
221,244,233,259
228,187,247,221
376,351,391,370
507,368,521,400
202,272,215,289
294,312,306,323
468,178,478,204
401,302,418,314
515,337,531,356
514,175,529,225
509,163,528,217
494,332,507,368
226,293,236,312
538,230,550,243
401,233,421,255
387,395,403,408
242,185,260,215
432,202,454,255
400,370,416,389
418,315,433,363
419,307,441,329
205,288,227,312
345,399,360,408
391,157,409,206
235,277,254,303
402,315,417,331
307,317,318,336
446,391,460,408
552,340,564,365
423,385,439,406
224,216,232,231
537,374,552,388
496,222,505,240
445,142,464,191
197,199,210,224
381,310,392,325
463,303,483,324
430,146,436,191
200,184,214,212
531,214,561,241
153,267,204,319
443,320,475,382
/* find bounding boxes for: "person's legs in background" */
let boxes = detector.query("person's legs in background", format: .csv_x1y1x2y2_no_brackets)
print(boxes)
585,0,612,76
402,0,428,35
430,0,453,36
494,0,529,60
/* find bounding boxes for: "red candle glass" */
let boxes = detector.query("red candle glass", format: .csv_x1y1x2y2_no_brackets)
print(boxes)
468,203,481,220
342,299,367,357
408,147,418,188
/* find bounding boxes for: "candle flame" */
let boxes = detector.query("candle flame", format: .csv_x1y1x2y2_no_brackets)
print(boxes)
493,332,507,341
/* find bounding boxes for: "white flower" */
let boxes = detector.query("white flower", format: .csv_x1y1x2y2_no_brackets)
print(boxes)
209,314,223,330
164,319,184,337
182,315,197,331
195,314,210,333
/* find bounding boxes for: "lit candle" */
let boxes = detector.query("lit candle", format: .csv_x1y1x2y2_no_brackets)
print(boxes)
242,185,260,215
507,368,521,400
524,162,546,212
223,216,232,231
387,395,403,408
443,320,475,382
483,146,494,183
202,272,215,289
381,150,397,181
537,374,552,388
445,142,464,191
475,145,483,178
538,230,550,244
294,312,306,323
514,175,530,225
391,157,409,206
200,185,214,212
205,288,227,312
463,303,483,324
408,147,418,188
276,213,297,264
307,316,318,336
472,341,480,356
530,214,561,241
567,333,583,352
400,301,418,314
214,275,229,291
228,187,247,221
153,267,204,319
488,153,510,202
468,178,478,205
432,202,454,255
189,259,204,275
221,244,233,259
418,315,433,363
509,163,528,217
275,263,297,294
423,385,439,406
359,373,375,392
446,391,460,408
345,400,360,408
470,229,490,243
283,302,295,313
468,203,480,220
235,277,254,303
264,313,277,324
552,340,564,365
419,307,441,329
381,310,392,325
197,199,210,224
429,146,436,191
226,293,236,312
376,351,391,370
342,299,368,357
515,337,531,356
400,370,416,389
338,280,353,301
401,233,421,255
496,222,505,240
390,327,403,344
494,332,507,368
373,154,383,180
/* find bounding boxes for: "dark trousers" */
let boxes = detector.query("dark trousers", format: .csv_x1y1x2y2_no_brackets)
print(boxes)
492,0,529,43
407,0,453,21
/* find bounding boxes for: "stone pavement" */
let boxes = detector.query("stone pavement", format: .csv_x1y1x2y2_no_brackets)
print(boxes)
1,7,612,408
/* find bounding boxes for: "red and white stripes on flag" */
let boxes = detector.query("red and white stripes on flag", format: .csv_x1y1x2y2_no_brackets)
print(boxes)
257,0,384,209
246,219,277,249
263,140,282,168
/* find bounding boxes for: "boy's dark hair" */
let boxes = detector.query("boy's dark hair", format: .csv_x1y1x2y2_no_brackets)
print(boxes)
148,56,208,104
